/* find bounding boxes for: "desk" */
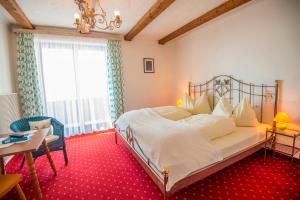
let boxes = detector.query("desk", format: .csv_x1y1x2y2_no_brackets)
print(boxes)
0,128,57,200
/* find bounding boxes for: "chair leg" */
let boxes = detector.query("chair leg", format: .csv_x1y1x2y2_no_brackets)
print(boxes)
15,184,26,200
20,156,26,169
63,145,68,165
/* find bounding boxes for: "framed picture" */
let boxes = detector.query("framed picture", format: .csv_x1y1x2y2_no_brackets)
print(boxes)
143,58,154,73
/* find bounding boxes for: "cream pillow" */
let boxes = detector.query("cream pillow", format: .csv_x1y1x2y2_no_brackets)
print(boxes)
212,97,233,117
233,98,259,127
153,106,192,121
192,94,212,114
181,93,194,113
29,119,53,136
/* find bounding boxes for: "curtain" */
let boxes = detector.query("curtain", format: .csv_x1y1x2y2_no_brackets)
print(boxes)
16,33,43,117
106,40,124,121
34,35,111,136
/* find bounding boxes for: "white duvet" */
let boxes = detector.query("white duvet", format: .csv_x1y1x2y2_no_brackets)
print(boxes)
179,114,237,140
116,108,235,190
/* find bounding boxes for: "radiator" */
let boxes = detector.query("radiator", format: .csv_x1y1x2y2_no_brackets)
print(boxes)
0,93,21,134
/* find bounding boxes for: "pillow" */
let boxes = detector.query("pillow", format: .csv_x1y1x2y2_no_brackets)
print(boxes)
192,94,212,114
181,93,212,114
153,106,192,121
181,93,194,113
233,97,259,127
29,119,53,136
212,97,233,117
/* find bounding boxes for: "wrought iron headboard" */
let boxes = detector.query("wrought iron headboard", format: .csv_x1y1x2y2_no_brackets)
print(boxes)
188,75,279,124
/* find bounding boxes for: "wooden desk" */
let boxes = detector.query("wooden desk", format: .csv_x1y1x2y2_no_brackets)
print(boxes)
0,128,57,200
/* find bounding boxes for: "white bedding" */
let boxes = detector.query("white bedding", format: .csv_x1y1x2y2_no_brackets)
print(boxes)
116,108,224,191
116,108,271,191
152,106,192,121
212,124,270,158
179,114,236,140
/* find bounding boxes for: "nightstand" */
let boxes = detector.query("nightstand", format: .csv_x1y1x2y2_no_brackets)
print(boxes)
264,128,300,163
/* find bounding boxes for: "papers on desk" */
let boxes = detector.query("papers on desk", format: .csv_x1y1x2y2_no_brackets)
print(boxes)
0,131,34,148
2,137,32,144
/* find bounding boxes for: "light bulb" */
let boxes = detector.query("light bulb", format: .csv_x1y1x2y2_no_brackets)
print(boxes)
74,13,80,19
114,10,120,17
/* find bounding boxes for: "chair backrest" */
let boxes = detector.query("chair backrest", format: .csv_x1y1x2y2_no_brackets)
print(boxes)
10,116,51,132
10,116,64,139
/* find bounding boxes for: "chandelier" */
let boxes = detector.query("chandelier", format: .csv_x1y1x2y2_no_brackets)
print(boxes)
74,0,122,34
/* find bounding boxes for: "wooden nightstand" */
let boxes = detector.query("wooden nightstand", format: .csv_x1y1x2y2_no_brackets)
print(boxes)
264,128,300,163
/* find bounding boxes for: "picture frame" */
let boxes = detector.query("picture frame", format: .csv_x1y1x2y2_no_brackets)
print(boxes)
143,58,154,73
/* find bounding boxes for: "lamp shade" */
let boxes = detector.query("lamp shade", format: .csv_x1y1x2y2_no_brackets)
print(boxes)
274,112,290,123
0,93,21,134
176,99,182,107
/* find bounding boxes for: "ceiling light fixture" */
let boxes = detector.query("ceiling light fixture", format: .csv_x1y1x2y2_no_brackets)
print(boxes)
74,0,122,34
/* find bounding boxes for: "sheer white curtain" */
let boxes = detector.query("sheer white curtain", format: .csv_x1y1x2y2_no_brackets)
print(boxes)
34,35,111,137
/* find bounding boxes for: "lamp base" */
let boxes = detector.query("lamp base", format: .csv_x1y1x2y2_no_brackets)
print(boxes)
276,122,287,130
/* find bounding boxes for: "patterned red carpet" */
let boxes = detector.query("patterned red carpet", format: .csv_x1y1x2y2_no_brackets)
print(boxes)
3,130,300,200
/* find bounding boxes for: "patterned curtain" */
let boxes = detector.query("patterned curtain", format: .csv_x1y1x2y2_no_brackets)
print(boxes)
16,32,43,117
106,40,124,121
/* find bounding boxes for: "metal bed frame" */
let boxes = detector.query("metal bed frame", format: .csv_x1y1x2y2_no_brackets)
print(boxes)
114,75,279,199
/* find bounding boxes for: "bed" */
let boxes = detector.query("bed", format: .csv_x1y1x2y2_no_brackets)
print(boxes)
114,75,279,199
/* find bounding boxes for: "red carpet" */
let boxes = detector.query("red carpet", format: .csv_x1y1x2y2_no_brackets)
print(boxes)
3,130,300,200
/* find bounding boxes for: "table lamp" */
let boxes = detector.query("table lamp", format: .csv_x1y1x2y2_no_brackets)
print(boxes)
176,99,182,107
274,112,290,130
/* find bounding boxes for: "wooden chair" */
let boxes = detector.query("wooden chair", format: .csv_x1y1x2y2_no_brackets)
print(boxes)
0,174,26,200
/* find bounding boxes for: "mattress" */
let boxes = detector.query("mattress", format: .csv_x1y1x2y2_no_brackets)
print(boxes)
211,124,270,158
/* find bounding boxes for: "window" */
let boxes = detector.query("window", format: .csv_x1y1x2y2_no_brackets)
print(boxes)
35,36,111,136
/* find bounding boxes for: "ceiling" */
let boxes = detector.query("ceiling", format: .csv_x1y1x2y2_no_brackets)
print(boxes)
0,0,227,40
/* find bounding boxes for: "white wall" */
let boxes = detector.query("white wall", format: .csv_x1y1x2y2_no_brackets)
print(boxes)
171,0,300,125
0,13,14,94
122,37,174,111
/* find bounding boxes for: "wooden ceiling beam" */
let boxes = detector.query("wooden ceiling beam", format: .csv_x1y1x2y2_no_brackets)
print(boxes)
0,0,34,29
12,26,123,40
158,0,251,45
124,0,175,41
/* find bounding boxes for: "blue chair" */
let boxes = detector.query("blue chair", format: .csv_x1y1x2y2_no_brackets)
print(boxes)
10,116,68,169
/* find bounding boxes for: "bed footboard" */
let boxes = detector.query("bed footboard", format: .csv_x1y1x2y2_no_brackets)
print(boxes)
113,122,170,199
113,122,265,199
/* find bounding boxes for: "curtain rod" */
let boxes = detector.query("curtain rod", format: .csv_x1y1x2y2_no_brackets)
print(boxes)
11,25,123,41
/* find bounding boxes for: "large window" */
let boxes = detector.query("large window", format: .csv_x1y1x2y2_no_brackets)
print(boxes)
35,37,111,136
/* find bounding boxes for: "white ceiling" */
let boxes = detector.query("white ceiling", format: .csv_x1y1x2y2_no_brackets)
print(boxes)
140,0,227,39
0,0,227,40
